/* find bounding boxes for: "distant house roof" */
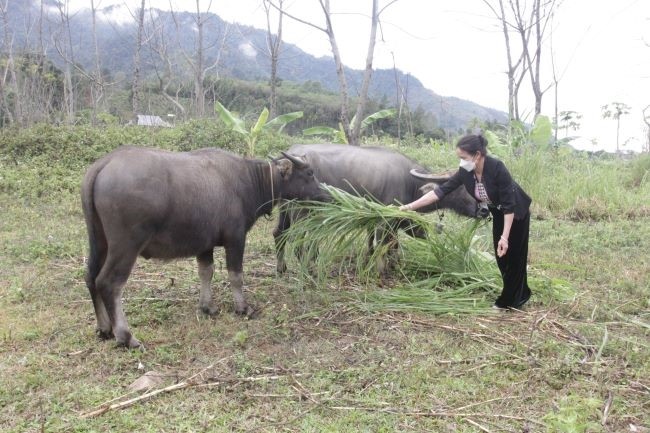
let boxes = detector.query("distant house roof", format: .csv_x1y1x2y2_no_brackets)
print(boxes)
136,115,172,127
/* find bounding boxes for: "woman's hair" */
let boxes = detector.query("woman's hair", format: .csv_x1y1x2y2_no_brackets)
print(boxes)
456,134,488,156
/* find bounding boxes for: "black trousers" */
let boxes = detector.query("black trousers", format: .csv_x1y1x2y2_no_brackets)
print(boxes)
491,209,531,308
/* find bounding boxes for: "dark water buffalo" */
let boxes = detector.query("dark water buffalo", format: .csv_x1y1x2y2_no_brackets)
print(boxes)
81,146,325,348
273,143,478,274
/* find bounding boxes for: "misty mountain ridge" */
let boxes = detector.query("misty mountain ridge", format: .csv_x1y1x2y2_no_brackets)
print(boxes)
12,1,508,130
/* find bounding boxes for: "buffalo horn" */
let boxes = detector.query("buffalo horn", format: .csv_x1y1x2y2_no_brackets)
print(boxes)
409,168,449,183
280,151,307,169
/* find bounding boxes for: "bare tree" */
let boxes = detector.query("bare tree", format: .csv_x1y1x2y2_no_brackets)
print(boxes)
482,0,559,123
269,0,397,145
51,0,76,124
89,0,105,123
482,0,522,124
170,0,224,118
0,0,20,124
263,0,283,118
0,0,62,125
132,0,146,117
146,6,187,118
348,0,382,145
515,0,557,118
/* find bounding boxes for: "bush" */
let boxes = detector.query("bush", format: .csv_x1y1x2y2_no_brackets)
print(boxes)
0,121,306,199
1,123,649,218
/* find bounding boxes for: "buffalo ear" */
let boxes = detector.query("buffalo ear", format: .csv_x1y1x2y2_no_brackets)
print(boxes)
419,182,438,194
410,168,450,183
276,158,293,179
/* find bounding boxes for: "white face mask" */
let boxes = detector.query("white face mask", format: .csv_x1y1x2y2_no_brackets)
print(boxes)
459,157,476,172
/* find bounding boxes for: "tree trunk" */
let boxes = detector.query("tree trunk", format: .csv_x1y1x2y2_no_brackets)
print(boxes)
193,0,205,117
264,0,283,118
52,0,75,124
318,0,352,144
90,0,104,124
349,0,379,146
0,0,16,124
132,0,146,117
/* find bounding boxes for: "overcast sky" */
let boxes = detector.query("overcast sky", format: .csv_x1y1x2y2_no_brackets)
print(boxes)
82,0,650,152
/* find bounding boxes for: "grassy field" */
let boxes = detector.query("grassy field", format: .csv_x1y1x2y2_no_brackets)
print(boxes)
1,132,649,432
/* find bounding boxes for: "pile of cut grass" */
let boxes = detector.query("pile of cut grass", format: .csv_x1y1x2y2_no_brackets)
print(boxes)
282,186,574,314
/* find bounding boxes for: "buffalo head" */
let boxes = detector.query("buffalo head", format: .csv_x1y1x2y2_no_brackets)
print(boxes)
410,169,479,218
274,152,328,202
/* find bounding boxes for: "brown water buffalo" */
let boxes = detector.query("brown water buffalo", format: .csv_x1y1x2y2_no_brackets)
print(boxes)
81,146,325,348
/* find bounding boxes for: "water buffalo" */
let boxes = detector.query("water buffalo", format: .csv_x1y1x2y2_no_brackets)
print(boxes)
273,143,478,274
81,146,325,348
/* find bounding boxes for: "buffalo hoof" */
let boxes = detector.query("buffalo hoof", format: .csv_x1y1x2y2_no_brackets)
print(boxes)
235,305,258,319
115,332,142,350
121,337,143,350
96,328,114,340
201,304,220,316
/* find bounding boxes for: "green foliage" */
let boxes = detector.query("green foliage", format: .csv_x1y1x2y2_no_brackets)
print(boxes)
231,330,249,348
506,145,650,220
0,121,273,199
530,115,553,147
359,108,397,130
303,108,397,144
483,129,509,158
543,395,603,433
215,100,303,156
626,152,650,187
303,123,348,144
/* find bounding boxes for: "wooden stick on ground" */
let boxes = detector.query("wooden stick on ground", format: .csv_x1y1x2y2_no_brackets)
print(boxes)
80,367,310,419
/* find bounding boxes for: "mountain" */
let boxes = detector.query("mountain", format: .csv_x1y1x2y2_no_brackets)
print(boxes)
8,1,507,130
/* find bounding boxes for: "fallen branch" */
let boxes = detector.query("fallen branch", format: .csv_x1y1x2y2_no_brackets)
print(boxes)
464,417,492,432
81,382,191,418
80,365,309,419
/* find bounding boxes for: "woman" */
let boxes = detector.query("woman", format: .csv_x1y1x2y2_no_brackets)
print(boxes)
400,134,532,309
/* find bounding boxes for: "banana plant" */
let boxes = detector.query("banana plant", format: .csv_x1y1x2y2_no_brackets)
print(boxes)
303,108,397,144
215,101,303,156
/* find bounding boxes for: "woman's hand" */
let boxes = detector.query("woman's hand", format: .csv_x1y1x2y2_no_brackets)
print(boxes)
497,237,509,257
399,204,412,211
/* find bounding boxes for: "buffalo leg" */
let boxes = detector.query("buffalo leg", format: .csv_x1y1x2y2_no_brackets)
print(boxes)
95,250,140,348
374,224,399,277
197,250,218,315
89,285,113,339
85,238,112,338
224,239,255,318
273,210,291,273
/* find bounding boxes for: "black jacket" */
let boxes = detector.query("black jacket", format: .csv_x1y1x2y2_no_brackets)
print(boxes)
434,155,532,220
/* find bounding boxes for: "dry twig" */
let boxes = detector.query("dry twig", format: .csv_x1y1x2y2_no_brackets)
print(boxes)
80,363,310,419
601,391,613,426
464,417,492,432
